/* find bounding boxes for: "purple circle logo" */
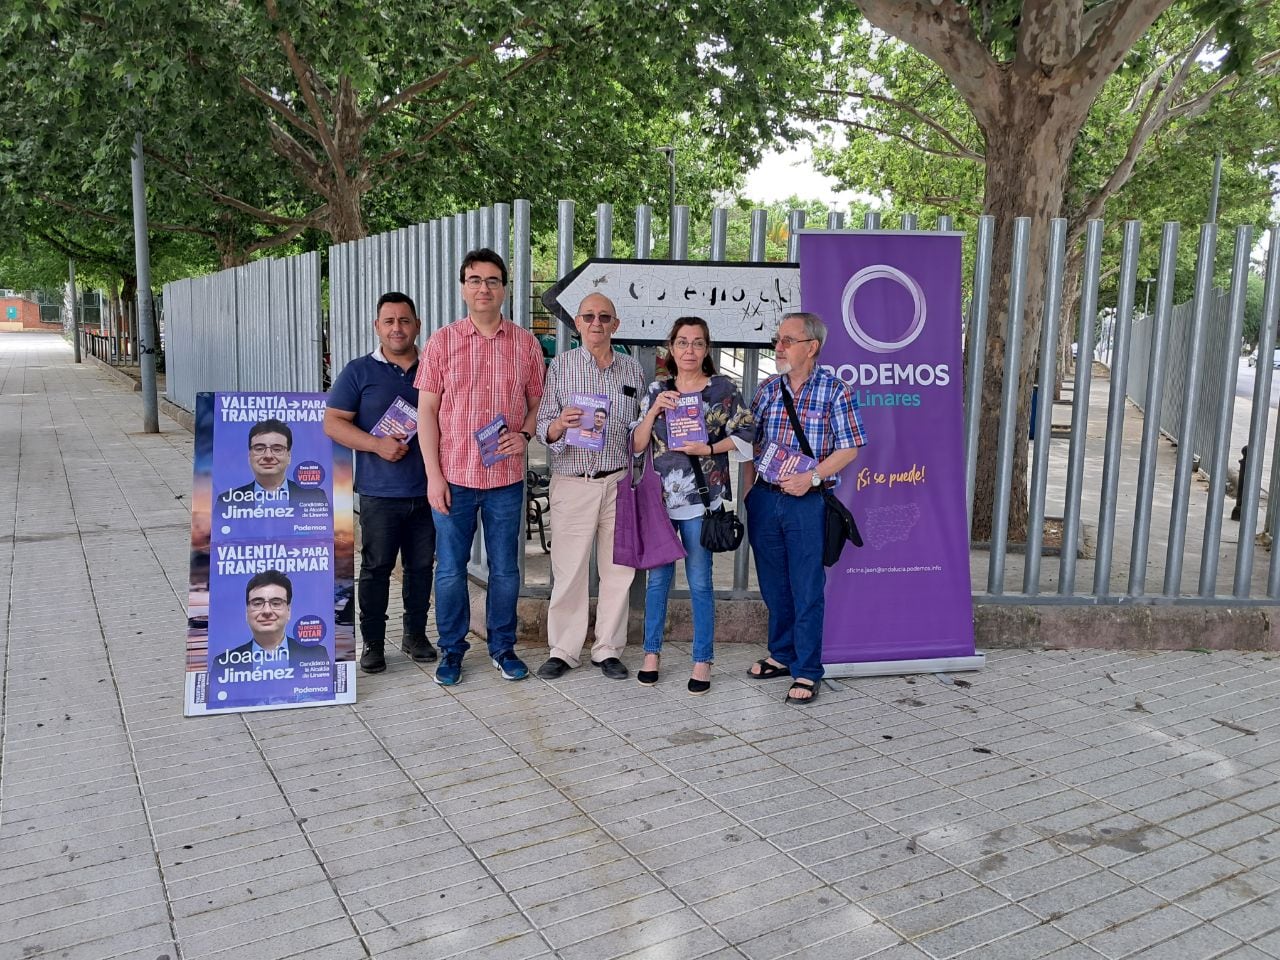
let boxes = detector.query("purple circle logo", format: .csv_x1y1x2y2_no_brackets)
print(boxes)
841,265,927,354
294,615,326,646
294,461,325,487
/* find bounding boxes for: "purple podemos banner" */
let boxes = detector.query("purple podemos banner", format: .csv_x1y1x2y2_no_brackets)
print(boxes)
797,231,976,671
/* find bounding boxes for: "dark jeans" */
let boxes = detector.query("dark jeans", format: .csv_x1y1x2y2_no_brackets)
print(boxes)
358,495,435,645
745,484,827,682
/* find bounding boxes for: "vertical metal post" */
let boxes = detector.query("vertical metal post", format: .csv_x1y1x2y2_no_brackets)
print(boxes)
734,209,768,592
512,200,532,330
901,213,919,230
709,208,728,260
452,212,467,321
1164,223,1218,594
494,204,512,321
69,259,82,363
1023,218,1067,594
937,216,954,231
671,205,690,259
1237,227,1280,596
787,210,805,263
828,211,845,230
1092,220,1143,597
1208,152,1223,224
635,205,654,259
130,133,159,433
596,203,613,258
1199,225,1252,596
986,217,1031,594
1059,221,1100,593
964,217,996,531
555,200,576,355
863,211,881,230
1128,223,1179,596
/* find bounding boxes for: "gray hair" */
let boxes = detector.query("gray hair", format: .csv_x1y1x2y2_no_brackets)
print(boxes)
783,311,827,349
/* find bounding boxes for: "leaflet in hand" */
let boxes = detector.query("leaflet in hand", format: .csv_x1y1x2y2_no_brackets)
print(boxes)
666,394,707,449
370,396,418,443
758,441,817,484
475,414,508,467
565,393,609,451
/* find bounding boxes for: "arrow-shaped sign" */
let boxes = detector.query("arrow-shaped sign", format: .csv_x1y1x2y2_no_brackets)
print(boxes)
541,258,800,347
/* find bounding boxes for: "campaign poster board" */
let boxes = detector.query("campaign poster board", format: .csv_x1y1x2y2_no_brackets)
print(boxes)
185,392,356,715
797,231,980,675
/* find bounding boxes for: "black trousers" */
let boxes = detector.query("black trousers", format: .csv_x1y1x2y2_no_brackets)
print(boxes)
357,494,435,643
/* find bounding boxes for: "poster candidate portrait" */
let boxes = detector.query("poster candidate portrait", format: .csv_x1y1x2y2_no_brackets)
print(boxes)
213,404,333,538
204,564,336,709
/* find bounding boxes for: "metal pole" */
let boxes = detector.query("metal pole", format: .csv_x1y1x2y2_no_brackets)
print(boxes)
1208,152,1223,224
69,259,82,363
130,133,159,433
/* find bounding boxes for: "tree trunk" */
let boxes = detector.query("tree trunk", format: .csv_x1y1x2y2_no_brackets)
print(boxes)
968,77,1086,542
325,185,368,244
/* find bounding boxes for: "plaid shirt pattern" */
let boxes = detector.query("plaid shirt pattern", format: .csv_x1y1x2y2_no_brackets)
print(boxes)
751,368,867,488
415,317,545,489
536,347,645,476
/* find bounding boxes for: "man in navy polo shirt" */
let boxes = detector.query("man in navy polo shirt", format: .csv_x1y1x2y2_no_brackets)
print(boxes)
324,292,437,674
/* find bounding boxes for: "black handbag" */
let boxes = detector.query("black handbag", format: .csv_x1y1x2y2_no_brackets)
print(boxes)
779,385,863,566
670,380,744,553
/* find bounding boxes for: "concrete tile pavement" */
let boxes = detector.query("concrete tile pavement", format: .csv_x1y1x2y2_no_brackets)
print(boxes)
3,332,1280,960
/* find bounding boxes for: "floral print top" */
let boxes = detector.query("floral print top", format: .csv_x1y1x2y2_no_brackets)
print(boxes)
637,374,756,519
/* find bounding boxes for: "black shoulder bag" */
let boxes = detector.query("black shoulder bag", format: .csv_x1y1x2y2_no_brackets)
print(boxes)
668,379,744,553
779,385,863,566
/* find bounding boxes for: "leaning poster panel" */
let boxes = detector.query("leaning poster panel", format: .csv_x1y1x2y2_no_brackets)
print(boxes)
185,392,356,715
797,231,981,677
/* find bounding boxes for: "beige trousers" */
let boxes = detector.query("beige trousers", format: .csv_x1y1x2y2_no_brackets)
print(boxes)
546,472,636,666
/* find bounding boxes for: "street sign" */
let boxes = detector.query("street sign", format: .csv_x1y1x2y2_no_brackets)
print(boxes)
541,258,800,347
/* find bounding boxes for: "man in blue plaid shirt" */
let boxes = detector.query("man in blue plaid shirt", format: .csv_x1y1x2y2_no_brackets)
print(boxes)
744,311,867,704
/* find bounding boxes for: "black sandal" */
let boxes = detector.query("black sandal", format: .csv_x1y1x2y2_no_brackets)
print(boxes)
785,680,819,705
748,658,788,680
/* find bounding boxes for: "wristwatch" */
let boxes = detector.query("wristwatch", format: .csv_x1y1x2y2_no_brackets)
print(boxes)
519,430,532,443
810,470,823,489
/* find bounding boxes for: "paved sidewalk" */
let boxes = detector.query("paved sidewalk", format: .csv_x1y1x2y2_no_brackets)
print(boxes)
3,332,1280,960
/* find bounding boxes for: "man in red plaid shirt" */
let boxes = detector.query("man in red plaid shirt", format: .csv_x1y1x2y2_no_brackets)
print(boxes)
416,249,545,686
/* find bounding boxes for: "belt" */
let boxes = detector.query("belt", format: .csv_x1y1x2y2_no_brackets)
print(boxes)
755,481,819,495
572,468,623,480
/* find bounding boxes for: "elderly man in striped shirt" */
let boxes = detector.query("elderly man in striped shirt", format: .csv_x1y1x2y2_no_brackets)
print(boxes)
533,293,645,680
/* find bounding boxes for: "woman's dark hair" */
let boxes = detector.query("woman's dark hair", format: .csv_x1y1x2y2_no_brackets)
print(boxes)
662,316,716,377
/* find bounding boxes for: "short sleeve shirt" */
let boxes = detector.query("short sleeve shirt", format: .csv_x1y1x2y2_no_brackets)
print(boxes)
414,317,545,489
751,368,867,488
327,349,425,498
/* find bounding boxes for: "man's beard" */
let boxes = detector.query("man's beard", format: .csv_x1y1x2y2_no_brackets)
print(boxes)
775,358,791,375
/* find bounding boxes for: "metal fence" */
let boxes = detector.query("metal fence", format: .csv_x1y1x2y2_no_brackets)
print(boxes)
163,252,323,412
161,203,1280,605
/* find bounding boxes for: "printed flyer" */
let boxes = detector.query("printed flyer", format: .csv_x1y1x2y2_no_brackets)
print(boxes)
185,392,356,716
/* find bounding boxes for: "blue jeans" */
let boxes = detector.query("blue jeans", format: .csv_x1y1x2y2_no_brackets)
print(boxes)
357,495,435,643
746,485,827,682
432,481,524,659
644,514,715,664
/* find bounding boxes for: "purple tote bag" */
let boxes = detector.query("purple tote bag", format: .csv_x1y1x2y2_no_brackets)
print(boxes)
613,447,687,570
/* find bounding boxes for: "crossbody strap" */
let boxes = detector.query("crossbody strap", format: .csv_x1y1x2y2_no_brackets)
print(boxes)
779,382,816,460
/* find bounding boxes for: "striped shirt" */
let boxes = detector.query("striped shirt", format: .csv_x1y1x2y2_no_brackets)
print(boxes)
536,346,645,476
414,317,545,489
751,368,867,488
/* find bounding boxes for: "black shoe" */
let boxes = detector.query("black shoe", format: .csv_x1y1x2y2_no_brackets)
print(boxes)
403,635,437,663
359,644,386,674
593,657,628,680
688,678,711,695
537,657,571,679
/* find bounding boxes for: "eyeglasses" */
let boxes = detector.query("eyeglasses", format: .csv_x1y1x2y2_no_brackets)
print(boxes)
463,276,504,290
247,597,288,611
673,339,707,351
578,312,615,325
772,335,816,349
249,443,289,456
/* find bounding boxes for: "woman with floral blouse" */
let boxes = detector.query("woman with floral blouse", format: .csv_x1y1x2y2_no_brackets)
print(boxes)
632,317,755,694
